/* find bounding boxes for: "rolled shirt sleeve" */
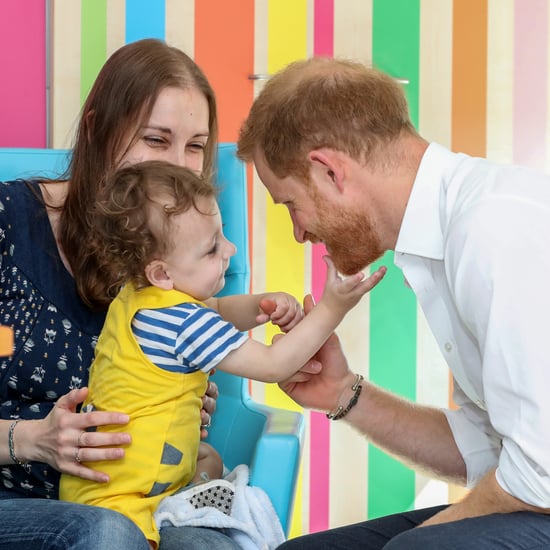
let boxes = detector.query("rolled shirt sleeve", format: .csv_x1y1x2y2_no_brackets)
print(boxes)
443,384,500,488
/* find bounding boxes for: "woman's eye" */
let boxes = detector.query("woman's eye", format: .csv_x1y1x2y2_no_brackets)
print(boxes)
208,244,218,255
188,142,205,151
144,136,166,146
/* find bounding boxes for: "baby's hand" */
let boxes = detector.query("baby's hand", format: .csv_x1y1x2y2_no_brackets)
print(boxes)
256,293,303,332
320,256,386,315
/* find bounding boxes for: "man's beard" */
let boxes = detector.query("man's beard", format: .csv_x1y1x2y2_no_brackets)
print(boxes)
309,196,385,275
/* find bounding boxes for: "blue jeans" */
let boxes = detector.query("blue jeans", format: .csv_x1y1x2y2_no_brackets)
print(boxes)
0,497,149,550
159,525,239,550
278,505,550,549
0,493,239,550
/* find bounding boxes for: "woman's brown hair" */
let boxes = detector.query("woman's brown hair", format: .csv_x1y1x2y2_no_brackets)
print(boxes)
58,38,218,310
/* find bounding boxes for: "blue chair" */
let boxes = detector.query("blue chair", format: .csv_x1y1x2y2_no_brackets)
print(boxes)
0,144,304,534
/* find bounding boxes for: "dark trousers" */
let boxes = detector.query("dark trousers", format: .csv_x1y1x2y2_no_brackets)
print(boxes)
278,505,550,549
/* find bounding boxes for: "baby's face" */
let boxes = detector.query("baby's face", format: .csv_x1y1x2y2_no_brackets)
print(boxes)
160,197,236,301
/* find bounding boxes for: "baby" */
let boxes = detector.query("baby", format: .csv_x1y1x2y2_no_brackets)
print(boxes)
60,160,374,548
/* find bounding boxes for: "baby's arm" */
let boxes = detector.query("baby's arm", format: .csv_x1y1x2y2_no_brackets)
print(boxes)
216,258,386,383
205,292,302,332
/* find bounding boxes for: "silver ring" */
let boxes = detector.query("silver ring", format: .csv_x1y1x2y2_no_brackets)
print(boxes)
74,448,82,464
200,419,212,429
77,431,85,447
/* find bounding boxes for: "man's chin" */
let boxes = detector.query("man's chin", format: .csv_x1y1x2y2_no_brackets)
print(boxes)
331,251,383,276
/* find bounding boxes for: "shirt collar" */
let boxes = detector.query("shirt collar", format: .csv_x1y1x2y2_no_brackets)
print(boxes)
395,142,462,262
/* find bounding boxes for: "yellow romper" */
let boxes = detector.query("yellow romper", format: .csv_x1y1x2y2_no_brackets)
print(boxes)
60,284,208,547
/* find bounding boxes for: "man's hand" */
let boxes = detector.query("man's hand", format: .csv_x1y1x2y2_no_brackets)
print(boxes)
276,294,356,412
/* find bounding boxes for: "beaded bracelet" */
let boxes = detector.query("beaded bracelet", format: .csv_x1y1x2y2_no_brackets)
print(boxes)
8,419,31,473
326,373,364,421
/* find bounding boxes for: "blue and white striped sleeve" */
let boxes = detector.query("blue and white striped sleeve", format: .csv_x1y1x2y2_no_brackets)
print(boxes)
172,304,248,372
133,303,247,373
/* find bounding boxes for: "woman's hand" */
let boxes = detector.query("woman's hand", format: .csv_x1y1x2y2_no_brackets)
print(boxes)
256,292,303,332
21,377,218,482
200,375,219,439
26,387,130,483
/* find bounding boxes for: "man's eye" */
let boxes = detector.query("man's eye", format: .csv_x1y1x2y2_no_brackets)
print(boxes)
208,244,218,255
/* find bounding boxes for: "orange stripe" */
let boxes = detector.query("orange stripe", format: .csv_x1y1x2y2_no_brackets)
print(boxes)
451,0,488,156
194,1,255,141
194,1,256,299
450,0,488,410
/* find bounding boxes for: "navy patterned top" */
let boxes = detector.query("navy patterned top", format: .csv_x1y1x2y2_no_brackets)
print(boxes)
0,180,105,498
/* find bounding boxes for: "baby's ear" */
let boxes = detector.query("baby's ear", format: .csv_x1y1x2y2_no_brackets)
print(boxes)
145,260,174,290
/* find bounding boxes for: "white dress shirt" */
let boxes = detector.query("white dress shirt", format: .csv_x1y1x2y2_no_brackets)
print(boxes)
394,142,550,507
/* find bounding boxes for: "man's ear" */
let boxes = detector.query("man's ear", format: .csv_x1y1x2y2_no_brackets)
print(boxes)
145,260,174,290
308,149,346,193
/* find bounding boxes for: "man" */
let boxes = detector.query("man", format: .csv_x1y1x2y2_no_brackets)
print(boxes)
237,57,550,549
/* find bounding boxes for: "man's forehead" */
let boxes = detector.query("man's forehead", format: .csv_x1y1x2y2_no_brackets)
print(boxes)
252,149,311,205
253,152,282,192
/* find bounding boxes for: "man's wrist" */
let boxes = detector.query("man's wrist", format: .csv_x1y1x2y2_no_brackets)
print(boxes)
326,373,364,420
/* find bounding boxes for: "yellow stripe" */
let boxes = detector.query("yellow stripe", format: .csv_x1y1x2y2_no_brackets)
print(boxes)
264,0,308,538
265,0,308,408
267,0,308,72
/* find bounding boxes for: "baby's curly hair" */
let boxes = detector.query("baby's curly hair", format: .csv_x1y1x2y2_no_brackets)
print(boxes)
88,160,217,307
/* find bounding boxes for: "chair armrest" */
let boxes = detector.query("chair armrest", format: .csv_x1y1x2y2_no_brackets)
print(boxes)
206,370,304,534
247,401,304,535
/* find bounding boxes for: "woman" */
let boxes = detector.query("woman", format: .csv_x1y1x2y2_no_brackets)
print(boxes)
0,38,238,550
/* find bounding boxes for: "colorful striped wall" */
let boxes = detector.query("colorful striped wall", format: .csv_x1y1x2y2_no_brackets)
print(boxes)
1,0,549,539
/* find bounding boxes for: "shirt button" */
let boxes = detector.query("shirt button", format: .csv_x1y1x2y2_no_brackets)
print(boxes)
444,342,453,353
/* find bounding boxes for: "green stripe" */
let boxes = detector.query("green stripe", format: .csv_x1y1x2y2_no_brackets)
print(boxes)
368,0,420,520
80,0,108,106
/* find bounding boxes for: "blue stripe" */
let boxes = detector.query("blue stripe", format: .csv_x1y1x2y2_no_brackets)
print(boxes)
125,0,166,43
134,313,181,334
198,332,246,368
133,302,246,372
181,321,233,364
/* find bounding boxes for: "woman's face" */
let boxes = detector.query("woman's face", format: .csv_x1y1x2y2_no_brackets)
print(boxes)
119,86,210,173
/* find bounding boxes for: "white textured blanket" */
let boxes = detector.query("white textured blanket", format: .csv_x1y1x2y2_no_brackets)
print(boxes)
154,464,285,550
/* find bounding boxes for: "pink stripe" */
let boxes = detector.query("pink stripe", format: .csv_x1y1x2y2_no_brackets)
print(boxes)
308,411,331,533
513,0,548,169
0,0,46,147
309,0,334,532
314,0,334,57
308,245,329,530
311,244,328,302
